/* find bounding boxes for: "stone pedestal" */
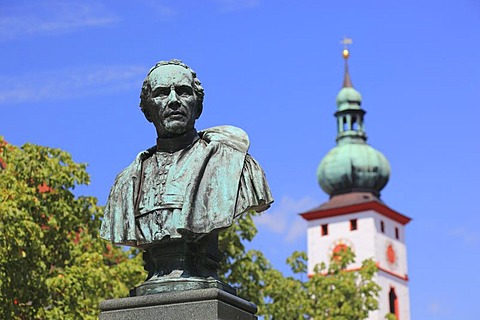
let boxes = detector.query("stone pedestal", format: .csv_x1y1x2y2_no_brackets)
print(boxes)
99,288,257,320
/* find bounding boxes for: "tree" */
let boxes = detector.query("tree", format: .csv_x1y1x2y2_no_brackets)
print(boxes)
303,248,380,319
0,138,144,319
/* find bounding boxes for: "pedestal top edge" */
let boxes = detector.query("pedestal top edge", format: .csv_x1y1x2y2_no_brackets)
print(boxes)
99,288,257,313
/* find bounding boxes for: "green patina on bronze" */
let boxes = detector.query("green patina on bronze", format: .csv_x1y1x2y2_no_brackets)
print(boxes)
100,59,273,296
317,52,390,198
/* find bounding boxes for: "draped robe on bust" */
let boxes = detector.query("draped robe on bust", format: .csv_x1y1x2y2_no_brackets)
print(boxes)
100,125,273,247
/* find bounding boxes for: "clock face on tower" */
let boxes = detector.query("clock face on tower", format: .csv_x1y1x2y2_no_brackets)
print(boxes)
385,243,398,268
329,239,354,262
333,243,349,254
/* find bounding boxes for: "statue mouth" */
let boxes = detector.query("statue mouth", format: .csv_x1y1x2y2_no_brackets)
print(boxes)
166,111,186,118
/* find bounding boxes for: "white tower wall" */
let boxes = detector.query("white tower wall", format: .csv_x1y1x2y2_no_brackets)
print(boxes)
305,208,410,320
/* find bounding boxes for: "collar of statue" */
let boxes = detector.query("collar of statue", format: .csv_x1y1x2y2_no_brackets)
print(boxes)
156,128,199,153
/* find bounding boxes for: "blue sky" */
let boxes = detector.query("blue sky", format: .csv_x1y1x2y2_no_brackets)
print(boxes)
1,1,479,318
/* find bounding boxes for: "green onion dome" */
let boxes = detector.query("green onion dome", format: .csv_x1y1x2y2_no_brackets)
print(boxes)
317,142,390,197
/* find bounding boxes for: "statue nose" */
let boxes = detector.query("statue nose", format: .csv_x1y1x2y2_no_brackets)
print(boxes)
167,89,179,106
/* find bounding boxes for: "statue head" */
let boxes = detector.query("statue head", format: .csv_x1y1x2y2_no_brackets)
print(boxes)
140,59,205,138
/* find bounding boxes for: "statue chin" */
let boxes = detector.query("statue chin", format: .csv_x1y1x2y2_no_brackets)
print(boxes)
164,121,191,136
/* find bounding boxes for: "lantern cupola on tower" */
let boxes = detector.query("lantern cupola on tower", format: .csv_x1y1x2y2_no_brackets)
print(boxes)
317,48,390,197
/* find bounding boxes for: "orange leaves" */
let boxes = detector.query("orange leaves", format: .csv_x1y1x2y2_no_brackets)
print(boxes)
38,181,53,193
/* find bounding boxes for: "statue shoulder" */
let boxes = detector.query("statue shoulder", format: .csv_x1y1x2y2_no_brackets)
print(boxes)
200,125,250,152
113,147,155,184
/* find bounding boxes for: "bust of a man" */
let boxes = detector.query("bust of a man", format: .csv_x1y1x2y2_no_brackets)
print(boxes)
100,60,273,295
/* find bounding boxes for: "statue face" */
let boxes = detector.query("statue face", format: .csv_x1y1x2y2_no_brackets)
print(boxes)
147,65,198,137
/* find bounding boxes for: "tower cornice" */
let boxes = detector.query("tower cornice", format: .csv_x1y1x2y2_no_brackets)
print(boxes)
300,192,411,225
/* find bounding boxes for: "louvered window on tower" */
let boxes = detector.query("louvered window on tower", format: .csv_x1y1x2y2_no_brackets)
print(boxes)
321,224,328,236
350,219,357,231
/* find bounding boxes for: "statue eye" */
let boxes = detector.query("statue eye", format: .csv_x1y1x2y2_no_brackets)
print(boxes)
176,86,193,96
153,87,170,97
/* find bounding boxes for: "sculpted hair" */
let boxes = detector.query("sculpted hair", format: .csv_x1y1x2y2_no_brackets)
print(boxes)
139,59,205,122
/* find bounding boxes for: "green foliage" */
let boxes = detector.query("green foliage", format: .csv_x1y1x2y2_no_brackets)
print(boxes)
219,211,381,320
305,248,380,319
0,138,144,319
218,209,271,310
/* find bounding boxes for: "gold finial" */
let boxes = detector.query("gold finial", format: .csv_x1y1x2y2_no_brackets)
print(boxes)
340,37,352,59
340,36,353,88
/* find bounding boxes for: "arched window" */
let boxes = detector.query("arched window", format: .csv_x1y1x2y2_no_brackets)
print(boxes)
389,287,399,319
352,116,358,130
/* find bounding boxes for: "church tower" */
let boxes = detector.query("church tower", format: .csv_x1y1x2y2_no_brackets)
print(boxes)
300,46,411,320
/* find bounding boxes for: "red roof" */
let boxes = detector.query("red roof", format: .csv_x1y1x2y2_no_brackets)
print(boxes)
300,192,411,225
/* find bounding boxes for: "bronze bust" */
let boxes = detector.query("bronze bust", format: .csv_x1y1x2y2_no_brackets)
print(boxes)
100,59,273,295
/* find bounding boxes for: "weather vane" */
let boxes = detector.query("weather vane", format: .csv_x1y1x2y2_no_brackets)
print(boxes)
340,36,352,59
